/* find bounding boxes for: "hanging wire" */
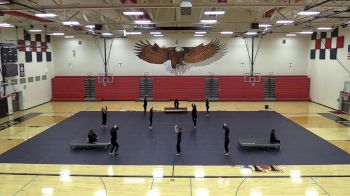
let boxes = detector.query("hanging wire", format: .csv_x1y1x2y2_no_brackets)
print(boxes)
94,36,105,66
243,37,252,65
252,35,264,66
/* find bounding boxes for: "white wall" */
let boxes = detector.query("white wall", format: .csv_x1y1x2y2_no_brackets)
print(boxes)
0,28,54,110
52,34,309,76
307,28,350,109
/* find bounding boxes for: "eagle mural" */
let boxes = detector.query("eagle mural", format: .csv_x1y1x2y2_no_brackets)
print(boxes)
134,39,225,69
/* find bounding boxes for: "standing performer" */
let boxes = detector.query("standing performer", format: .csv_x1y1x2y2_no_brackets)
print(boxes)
143,95,148,115
205,96,210,116
175,124,182,156
101,106,108,127
223,123,230,156
149,106,153,129
109,125,119,155
191,104,197,128
174,99,179,109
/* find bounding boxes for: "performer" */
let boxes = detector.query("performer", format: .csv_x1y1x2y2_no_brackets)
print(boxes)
109,125,119,155
87,129,98,143
174,99,179,109
143,95,148,115
270,129,280,144
149,106,153,129
101,106,108,127
223,123,230,156
205,96,210,115
175,124,182,156
191,104,197,128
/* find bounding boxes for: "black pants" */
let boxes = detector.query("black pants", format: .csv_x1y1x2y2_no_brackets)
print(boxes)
143,105,147,114
192,117,197,126
175,103,179,109
110,141,119,153
271,139,280,144
206,106,209,113
224,139,229,153
102,116,107,125
149,117,153,127
176,140,181,153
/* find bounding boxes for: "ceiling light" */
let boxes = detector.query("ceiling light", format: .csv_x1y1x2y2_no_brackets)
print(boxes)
85,25,95,29
194,34,204,37
102,32,113,36
298,31,313,34
49,32,64,36
153,34,164,37
134,20,151,24
150,32,161,35
62,21,80,26
286,33,297,37
0,1,10,5
297,11,320,16
195,31,207,34
276,20,294,24
245,32,257,35
200,19,217,24
180,0,192,8
204,11,225,15
28,29,42,32
64,35,75,39
220,31,233,34
259,24,272,28
0,23,14,27
35,13,57,18
317,27,332,30
125,32,142,35
123,11,144,16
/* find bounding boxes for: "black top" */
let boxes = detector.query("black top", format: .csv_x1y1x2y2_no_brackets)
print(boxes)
144,97,147,106
177,131,182,141
192,107,197,118
206,98,209,108
102,108,107,117
88,133,97,143
270,132,277,143
150,108,153,118
110,127,118,141
223,125,230,140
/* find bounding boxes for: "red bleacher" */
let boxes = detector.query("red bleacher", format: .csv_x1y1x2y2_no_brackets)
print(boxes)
275,76,310,100
95,76,139,100
218,76,265,100
52,76,85,101
152,76,205,101
51,75,310,101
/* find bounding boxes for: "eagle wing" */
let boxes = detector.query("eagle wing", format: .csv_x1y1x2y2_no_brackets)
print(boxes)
134,40,170,64
183,39,223,64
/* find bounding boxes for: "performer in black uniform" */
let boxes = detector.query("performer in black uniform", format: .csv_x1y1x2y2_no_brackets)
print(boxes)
205,96,210,116
223,123,230,156
109,125,119,155
174,99,179,109
149,106,153,129
87,129,98,143
270,129,280,144
191,104,197,128
101,106,108,127
175,124,182,156
143,96,148,115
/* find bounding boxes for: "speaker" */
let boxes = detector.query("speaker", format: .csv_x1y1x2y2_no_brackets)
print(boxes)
94,24,103,31
251,23,259,29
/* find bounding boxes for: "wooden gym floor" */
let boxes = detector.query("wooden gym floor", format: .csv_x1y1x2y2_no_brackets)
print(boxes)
0,101,349,196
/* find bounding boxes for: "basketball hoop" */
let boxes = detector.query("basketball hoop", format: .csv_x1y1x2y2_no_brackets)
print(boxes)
97,73,114,86
244,73,261,86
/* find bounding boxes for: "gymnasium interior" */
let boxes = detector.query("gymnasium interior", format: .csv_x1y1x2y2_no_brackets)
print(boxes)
1,0,350,195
